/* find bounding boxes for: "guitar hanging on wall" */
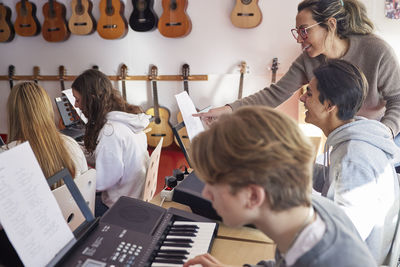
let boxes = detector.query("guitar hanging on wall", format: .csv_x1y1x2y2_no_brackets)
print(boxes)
145,65,174,148
97,0,128,40
231,0,262,28
158,0,192,38
271,57,279,84
174,63,192,149
120,64,128,101
237,61,247,99
68,0,96,35
42,0,70,42
0,3,15,42
8,65,15,90
129,0,158,32
14,0,41,37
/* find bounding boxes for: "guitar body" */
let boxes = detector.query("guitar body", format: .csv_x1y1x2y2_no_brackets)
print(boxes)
14,0,41,37
69,0,96,35
129,0,158,32
145,107,174,147
158,0,191,38
97,0,128,40
0,4,15,42
231,0,262,29
42,0,70,42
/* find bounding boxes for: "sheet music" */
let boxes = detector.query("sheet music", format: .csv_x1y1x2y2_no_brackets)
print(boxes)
175,91,205,141
62,88,88,124
0,142,74,267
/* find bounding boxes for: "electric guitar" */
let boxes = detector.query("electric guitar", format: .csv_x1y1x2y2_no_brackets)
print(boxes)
0,3,15,42
14,0,41,37
120,64,128,101
129,0,158,32
42,0,70,42
33,66,40,84
68,0,96,35
158,0,192,38
174,63,191,149
97,0,128,40
271,57,279,84
8,65,15,90
231,0,262,28
145,65,174,148
238,61,247,99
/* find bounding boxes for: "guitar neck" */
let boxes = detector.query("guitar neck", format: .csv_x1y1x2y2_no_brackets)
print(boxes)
238,72,244,99
60,79,65,91
152,80,161,124
122,79,126,100
183,79,189,95
271,72,276,84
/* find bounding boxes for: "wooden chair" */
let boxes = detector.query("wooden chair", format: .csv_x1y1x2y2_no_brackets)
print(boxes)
51,168,96,232
142,138,163,202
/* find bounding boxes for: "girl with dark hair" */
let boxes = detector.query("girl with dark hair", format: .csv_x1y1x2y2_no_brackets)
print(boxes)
197,0,400,144
72,69,151,216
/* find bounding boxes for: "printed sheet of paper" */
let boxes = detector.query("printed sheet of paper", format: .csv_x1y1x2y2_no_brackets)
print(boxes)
62,88,88,124
175,91,205,141
0,142,74,267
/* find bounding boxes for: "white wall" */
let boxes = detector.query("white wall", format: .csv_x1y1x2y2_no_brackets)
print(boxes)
0,0,399,135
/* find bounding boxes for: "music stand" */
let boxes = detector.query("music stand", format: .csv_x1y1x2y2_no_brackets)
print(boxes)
172,121,192,168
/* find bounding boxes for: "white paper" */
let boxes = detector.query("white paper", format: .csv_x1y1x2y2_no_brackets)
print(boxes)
0,142,75,267
175,91,205,141
62,88,88,124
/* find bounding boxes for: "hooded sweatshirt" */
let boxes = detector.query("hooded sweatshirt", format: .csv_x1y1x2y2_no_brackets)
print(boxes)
313,116,400,264
95,111,151,207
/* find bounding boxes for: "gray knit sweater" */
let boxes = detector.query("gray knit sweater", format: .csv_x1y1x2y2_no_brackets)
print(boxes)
230,34,400,136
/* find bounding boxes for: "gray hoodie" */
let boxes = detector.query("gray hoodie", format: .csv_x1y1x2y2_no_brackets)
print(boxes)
313,116,400,264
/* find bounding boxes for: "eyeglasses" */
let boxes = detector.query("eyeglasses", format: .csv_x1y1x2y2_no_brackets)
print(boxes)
291,22,322,40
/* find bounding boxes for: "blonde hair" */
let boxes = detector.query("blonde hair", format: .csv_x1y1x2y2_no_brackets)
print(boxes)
190,106,314,211
298,0,374,38
7,82,76,186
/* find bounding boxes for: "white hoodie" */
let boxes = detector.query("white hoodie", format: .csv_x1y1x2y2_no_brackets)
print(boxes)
95,111,151,207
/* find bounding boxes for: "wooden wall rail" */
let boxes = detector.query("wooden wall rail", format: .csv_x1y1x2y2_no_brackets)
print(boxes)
0,74,208,82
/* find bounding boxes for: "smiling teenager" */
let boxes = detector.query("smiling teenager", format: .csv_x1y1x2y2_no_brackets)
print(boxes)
195,0,400,142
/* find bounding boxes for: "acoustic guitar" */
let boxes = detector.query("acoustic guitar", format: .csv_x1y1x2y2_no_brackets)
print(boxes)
158,0,192,38
145,65,173,148
8,65,15,90
97,0,128,40
42,0,70,42
271,57,279,84
0,3,15,42
174,63,191,149
120,64,128,101
33,66,40,84
129,0,158,32
14,0,41,37
238,61,247,99
68,0,96,35
231,0,262,29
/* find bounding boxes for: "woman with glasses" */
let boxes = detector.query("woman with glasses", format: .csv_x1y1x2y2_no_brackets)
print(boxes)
196,0,400,144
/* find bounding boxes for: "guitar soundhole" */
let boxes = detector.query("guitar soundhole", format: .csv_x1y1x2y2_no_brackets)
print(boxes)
170,2,177,10
106,6,115,16
137,0,147,11
155,117,161,124
75,4,84,15
241,0,252,5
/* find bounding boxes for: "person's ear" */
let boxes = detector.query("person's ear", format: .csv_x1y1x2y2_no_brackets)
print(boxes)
325,100,336,113
246,185,265,209
327,17,337,32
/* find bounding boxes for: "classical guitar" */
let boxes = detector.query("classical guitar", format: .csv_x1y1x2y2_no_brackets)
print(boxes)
145,65,174,148
129,0,158,32
231,0,262,28
8,65,15,90
174,63,191,149
158,0,192,38
238,61,247,99
97,0,128,40
14,0,41,37
33,66,40,84
271,57,279,84
68,0,96,35
0,3,15,42
120,64,128,101
42,0,70,42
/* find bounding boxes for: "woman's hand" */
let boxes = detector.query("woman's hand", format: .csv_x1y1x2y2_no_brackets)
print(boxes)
193,106,233,127
183,253,233,267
